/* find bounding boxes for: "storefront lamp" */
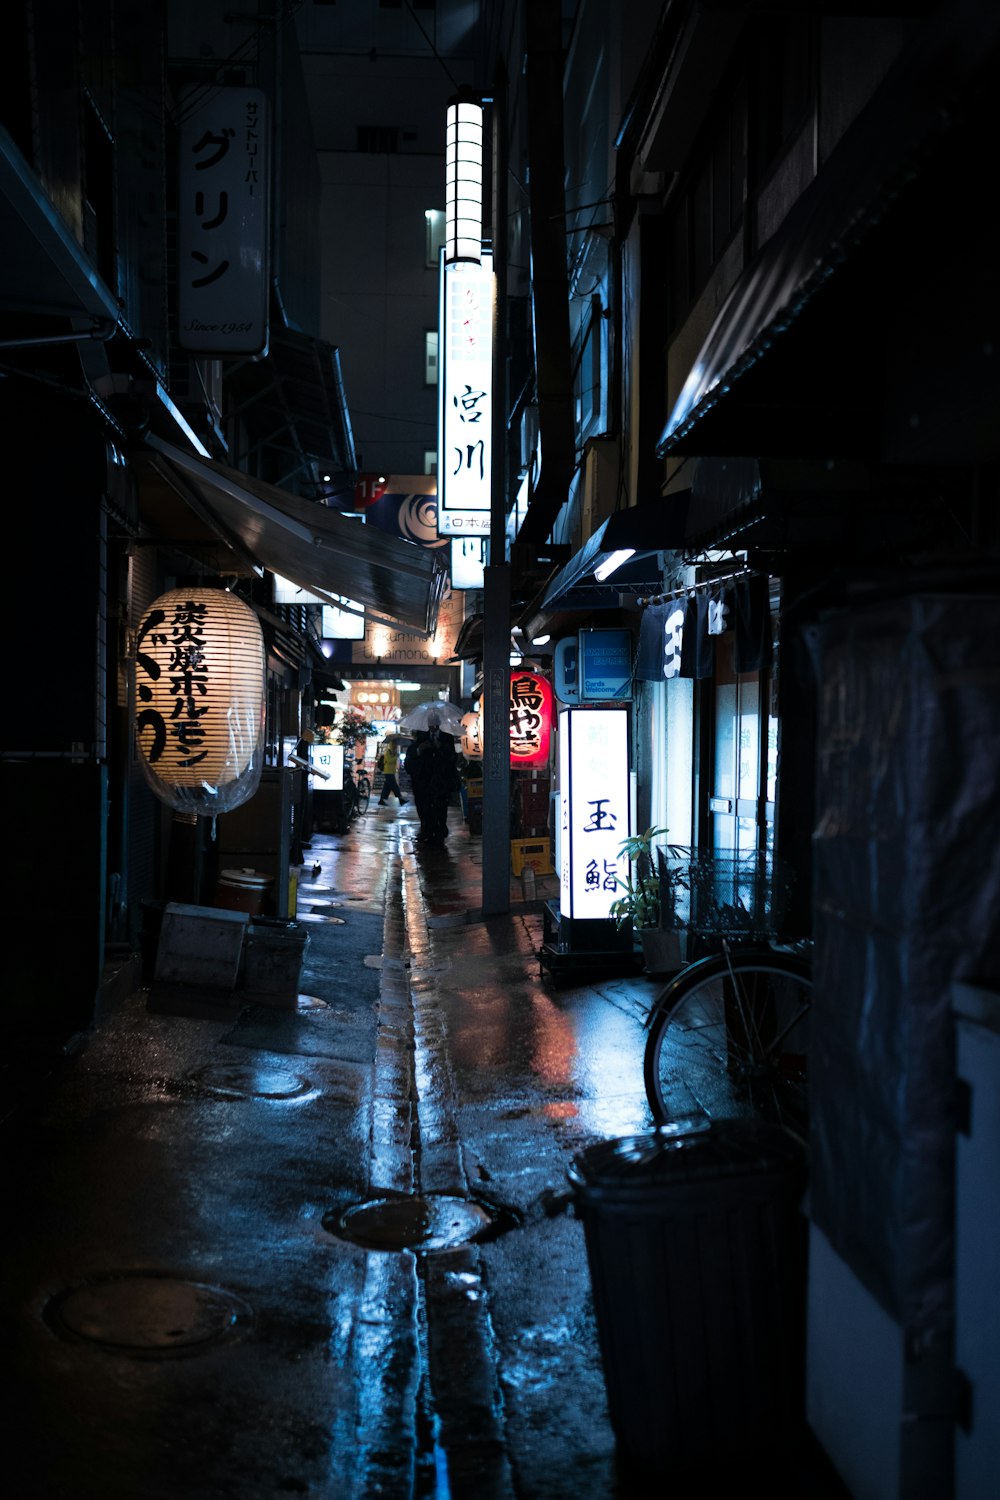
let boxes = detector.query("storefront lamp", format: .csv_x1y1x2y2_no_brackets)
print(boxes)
445,91,484,264
593,548,635,581
134,588,265,819
558,706,631,923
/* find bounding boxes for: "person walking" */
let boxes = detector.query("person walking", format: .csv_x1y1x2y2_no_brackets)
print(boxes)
376,736,407,806
403,715,460,846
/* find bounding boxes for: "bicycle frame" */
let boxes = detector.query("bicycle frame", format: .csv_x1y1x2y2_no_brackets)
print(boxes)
643,936,812,1031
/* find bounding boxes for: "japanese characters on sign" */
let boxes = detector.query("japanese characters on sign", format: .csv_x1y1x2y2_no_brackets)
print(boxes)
450,537,486,590
437,254,494,536
558,706,631,922
309,740,344,792
178,87,270,355
134,588,265,817
509,670,553,769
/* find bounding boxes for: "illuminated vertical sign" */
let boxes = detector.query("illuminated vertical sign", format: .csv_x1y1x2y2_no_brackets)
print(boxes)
558,706,630,921
178,87,270,355
510,671,553,768
437,253,494,536
450,537,486,589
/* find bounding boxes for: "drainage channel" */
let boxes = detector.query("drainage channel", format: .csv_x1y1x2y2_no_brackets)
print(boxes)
345,830,516,1499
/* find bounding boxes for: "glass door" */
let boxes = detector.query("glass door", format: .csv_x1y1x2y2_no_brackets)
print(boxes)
708,638,775,857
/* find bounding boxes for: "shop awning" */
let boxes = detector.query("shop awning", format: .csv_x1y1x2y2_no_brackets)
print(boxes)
0,126,120,339
142,435,446,637
657,0,1000,461
540,502,685,612
224,312,356,490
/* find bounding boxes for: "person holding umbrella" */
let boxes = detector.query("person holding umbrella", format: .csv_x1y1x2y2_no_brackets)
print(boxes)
403,710,461,847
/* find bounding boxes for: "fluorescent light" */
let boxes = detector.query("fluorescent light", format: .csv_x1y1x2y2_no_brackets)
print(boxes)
445,94,484,265
532,633,551,646
593,548,635,582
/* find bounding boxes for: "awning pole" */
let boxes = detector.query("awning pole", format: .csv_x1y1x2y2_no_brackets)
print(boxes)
482,63,511,917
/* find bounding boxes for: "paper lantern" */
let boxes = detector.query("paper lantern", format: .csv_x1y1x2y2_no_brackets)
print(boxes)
461,710,483,760
135,588,265,817
509,670,554,768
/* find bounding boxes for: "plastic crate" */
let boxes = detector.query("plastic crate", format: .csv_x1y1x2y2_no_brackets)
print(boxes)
511,837,553,876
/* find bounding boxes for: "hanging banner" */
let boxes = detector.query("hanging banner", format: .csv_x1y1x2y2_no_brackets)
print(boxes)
178,87,270,355
437,254,494,536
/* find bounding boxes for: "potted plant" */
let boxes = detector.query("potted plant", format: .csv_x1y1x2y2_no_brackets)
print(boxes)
609,827,688,974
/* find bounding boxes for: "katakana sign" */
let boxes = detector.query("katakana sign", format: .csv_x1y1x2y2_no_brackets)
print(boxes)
178,87,270,355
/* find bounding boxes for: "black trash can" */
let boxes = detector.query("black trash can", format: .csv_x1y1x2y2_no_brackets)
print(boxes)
567,1117,808,1476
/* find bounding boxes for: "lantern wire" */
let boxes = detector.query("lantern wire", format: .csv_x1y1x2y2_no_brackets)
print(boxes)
402,0,460,89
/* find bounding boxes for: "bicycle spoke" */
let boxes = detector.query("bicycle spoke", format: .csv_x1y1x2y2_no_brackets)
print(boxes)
644,952,811,1133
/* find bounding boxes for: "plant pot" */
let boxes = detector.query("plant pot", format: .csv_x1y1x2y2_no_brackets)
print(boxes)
638,928,683,975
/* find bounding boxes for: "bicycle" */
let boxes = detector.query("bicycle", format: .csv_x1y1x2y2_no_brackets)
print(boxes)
642,850,812,1139
354,767,371,815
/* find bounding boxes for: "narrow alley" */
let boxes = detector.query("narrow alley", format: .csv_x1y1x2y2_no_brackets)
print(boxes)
5,805,844,1499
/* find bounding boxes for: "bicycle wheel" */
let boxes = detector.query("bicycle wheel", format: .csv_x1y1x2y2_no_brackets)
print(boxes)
643,948,811,1136
355,775,371,815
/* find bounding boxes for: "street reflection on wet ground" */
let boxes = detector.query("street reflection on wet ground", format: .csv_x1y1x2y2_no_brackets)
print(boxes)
2,796,848,1498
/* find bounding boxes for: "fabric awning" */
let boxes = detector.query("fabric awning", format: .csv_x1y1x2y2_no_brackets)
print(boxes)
657,0,1000,460
143,435,446,637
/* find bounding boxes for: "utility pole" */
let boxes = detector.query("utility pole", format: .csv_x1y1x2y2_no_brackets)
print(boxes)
481,61,510,917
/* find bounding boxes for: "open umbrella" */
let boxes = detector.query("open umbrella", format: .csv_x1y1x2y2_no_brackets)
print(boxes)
399,700,465,735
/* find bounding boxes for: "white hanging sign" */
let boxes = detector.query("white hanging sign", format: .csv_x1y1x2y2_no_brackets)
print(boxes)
178,87,270,355
438,254,493,534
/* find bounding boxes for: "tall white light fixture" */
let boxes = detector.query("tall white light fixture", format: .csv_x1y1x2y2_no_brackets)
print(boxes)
445,90,484,265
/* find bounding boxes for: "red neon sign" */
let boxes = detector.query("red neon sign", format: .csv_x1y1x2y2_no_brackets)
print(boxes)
509,670,553,768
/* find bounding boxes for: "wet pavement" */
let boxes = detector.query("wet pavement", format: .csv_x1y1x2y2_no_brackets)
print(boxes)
3,800,850,1498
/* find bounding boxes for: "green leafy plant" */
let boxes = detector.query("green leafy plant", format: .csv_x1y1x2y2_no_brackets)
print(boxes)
315,708,381,746
609,827,687,932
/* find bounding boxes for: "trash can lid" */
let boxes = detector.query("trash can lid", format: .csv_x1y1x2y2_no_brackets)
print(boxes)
220,868,273,889
567,1118,806,1201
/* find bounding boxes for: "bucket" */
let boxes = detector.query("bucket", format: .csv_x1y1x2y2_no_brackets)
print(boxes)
214,867,274,916
245,918,310,1005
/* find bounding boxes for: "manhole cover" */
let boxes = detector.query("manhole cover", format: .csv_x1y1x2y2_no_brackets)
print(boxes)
328,1194,498,1252
45,1273,252,1356
187,1063,316,1099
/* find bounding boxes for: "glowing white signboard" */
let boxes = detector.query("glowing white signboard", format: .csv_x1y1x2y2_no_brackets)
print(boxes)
272,574,325,606
321,599,365,640
450,537,487,589
558,706,630,921
309,741,343,792
438,253,494,536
